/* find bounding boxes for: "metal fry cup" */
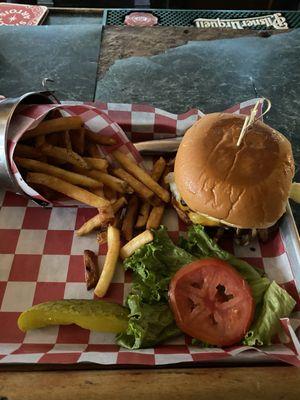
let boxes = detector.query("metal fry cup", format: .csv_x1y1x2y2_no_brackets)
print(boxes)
0,91,58,198
0,91,141,207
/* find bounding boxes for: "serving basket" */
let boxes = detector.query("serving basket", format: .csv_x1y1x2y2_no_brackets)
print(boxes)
0,92,299,367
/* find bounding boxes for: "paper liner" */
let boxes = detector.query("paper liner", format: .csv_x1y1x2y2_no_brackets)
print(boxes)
0,98,299,367
7,103,143,205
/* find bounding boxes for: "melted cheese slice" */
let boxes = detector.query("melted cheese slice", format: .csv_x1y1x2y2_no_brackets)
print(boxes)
188,212,221,227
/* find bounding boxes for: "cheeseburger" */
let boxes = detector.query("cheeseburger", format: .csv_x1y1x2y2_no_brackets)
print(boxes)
168,113,295,245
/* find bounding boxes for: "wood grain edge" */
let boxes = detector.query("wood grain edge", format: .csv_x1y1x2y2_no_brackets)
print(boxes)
0,366,300,400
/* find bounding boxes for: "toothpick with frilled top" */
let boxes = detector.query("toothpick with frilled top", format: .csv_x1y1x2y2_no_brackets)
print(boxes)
236,98,271,147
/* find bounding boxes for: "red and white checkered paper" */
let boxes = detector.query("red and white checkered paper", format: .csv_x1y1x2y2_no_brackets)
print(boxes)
0,99,299,367
7,103,143,205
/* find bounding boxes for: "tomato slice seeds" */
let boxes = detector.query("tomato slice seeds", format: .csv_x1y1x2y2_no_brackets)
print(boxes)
168,258,255,346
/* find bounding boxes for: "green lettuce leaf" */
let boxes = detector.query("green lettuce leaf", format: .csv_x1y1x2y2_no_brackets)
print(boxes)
116,294,180,349
180,225,269,305
181,225,296,346
243,281,296,346
124,226,195,304
118,225,296,349
117,227,194,349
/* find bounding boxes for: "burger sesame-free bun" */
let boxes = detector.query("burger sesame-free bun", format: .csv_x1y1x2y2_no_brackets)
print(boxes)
174,113,294,229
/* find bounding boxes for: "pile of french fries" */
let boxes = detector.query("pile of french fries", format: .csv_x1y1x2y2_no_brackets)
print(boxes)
14,113,171,298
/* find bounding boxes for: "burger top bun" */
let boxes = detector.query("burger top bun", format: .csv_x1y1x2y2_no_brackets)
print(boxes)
174,113,294,229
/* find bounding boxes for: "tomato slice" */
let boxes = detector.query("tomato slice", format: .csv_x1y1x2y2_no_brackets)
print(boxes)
168,258,254,346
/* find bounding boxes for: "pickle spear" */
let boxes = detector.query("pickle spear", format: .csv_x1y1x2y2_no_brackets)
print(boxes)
18,299,129,333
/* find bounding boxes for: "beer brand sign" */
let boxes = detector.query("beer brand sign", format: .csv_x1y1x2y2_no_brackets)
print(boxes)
194,13,288,30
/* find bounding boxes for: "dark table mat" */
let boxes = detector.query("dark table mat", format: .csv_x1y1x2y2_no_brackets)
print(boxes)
44,10,103,26
0,25,102,101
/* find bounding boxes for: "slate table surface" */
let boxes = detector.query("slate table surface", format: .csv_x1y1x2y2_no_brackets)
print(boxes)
97,26,300,226
0,24,102,101
0,24,299,220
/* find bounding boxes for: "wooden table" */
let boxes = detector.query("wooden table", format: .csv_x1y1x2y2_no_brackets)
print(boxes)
1,367,300,399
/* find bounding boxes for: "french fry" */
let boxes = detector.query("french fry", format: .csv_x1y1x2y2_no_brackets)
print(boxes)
112,196,127,213
103,186,117,202
146,205,165,230
113,150,170,203
15,157,101,188
46,133,60,147
145,162,171,229
86,142,101,158
84,157,108,171
84,129,117,146
76,213,112,237
161,163,172,188
76,197,126,236
14,144,41,159
97,230,108,245
26,172,111,209
35,135,45,147
70,127,85,155
96,171,132,194
146,162,171,229
19,123,63,165
112,209,123,229
62,130,72,150
135,202,151,228
90,186,104,197
94,225,120,298
121,195,139,242
45,157,67,166
135,157,166,228
120,230,154,259
22,116,83,140
84,250,100,291
40,143,89,169
96,208,123,245
167,158,175,168
151,157,167,181
112,168,153,201
74,167,131,194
